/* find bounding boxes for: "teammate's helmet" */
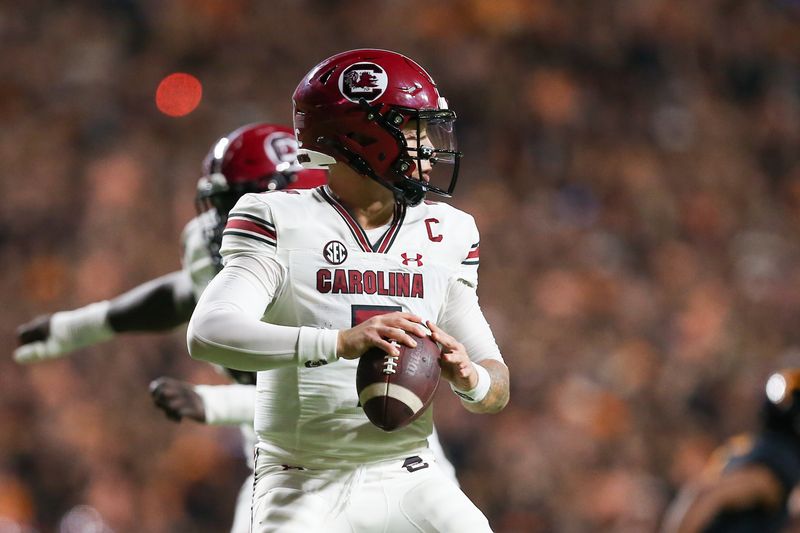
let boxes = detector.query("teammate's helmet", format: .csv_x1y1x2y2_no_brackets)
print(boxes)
293,49,461,207
762,369,800,437
196,123,327,265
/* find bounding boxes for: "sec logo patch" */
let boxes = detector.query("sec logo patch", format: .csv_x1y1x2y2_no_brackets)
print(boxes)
323,240,348,265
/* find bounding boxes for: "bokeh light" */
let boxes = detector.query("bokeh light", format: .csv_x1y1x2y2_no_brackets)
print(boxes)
155,73,202,117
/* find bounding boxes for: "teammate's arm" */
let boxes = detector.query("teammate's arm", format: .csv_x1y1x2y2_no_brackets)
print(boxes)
106,270,196,331
150,377,257,425
15,270,196,364
660,466,785,533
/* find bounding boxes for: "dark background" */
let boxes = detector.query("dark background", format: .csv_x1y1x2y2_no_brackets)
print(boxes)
2,1,800,531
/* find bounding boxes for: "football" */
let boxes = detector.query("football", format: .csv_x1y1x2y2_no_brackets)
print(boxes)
356,333,442,431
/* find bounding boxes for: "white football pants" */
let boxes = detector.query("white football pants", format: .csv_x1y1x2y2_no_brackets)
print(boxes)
250,450,492,532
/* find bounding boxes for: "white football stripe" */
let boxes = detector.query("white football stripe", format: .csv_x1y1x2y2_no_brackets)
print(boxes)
359,383,424,414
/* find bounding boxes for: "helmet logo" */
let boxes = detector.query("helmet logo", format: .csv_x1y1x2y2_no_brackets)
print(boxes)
264,132,299,166
339,62,388,103
323,240,348,265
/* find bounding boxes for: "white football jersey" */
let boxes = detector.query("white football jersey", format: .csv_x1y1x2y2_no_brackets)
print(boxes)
219,186,497,467
181,212,258,470
180,210,220,301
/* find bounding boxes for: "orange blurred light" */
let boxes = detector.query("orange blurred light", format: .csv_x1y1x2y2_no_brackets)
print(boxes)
155,73,202,117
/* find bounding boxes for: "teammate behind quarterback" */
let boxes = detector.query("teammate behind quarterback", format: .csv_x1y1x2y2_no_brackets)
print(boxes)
188,49,510,532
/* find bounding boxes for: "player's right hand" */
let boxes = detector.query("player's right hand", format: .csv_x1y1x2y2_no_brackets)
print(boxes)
336,312,427,359
149,377,206,423
14,314,61,364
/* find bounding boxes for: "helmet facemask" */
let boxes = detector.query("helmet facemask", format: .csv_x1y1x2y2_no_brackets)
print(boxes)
358,100,461,207
194,171,292,269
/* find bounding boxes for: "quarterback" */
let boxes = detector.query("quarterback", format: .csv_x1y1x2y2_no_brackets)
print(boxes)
14,123,328,533
188,49,510,532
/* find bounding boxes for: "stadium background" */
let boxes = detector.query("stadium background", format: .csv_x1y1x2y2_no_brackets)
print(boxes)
2,1,800,531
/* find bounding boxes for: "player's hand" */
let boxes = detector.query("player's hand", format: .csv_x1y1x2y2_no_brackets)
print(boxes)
427,321,478,391
337,312,427,360
17,314,52,344
14,314,59,364
149,377,206,423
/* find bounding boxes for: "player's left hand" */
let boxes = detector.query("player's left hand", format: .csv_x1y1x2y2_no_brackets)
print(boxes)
427,321,478,391
149,377,206,423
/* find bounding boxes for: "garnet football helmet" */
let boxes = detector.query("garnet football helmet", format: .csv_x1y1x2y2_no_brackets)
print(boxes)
196,123,327,266
293,49,461,206
762,369,800,436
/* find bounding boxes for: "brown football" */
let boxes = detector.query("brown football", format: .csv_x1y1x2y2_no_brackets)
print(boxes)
356,333,442,431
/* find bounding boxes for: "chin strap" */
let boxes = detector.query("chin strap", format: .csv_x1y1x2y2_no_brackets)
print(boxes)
315,136,426,207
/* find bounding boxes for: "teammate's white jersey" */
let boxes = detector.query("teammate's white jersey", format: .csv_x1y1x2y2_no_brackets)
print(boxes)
180,211,258,475
180,210,220,302
218,186,500,467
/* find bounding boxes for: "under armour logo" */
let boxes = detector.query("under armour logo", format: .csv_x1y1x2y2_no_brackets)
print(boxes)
401,253,423,266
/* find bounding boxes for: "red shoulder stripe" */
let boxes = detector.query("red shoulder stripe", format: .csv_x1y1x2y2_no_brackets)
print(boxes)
225,219,277,240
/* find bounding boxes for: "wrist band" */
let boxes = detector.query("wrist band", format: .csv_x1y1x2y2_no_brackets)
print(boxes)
450,363,491,403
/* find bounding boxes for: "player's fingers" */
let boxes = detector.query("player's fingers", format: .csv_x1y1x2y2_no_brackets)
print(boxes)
373,312,423,328
401,319,429,338
13,342,49,364
390,312,424,324
371,336,401,356
429,328,460,352
382,317,428,338
380,326,417,350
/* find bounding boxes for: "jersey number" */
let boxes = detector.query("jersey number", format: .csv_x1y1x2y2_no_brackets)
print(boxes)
351,304,403,327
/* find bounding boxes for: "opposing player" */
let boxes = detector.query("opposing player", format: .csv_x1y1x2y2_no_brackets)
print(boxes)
188,49,510,532
661,369,800,533
14,123,327,533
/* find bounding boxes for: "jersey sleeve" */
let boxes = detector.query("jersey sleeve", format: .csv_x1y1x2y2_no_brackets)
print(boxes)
455,215,480,288
194,384,256,426
220,193,278,263
437,277,503,364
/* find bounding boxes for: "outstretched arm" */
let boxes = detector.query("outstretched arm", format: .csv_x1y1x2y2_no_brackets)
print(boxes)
15,270,196,364
106,270,196,332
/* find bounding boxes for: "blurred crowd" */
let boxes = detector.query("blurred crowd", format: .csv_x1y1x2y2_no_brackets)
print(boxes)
3,0,800,531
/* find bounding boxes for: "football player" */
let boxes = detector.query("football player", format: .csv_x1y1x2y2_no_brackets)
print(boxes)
661,369,800,533
188,49,510,532
15,122,458,532
14,123,329,533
